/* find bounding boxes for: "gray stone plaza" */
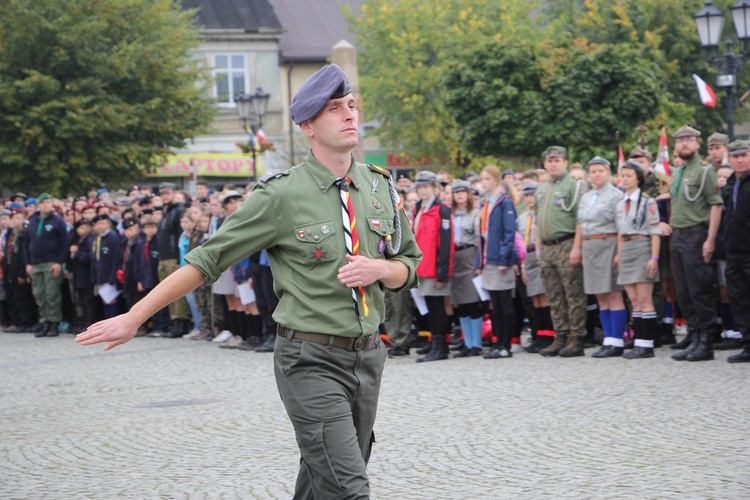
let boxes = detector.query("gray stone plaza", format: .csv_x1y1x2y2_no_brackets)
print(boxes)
2,332,749,498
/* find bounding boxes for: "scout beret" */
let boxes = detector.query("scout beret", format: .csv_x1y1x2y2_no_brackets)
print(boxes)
25,198,38,206
122,218,139,230
543,146,567,159
9,202,23,210
728,139,750,156
75,218,92,227
586,156,612,169
621,160,645,175
139,208,154,217
503,169,515,177
629,146,652,160
9,208,24,216
708,132,730,145
673,125,701,138
140,196,153,205
153,206,163,212
0,209,10,217
452,180,471,192
414,170,439,186
522,181,540,195
38,193,52,203
97,188,109,196
461,171,478,181
159,182,177,192
222,190,243,204
289,64,352,125
91,214,110,224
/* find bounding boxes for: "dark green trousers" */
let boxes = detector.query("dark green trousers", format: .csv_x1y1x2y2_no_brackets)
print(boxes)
274,332,386,499
30,262,63,323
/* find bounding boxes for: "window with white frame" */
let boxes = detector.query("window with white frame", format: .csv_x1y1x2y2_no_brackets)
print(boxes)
213,54,246,104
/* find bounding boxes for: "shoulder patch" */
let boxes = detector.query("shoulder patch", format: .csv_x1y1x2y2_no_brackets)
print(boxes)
259,170,291,183
368,163,391,178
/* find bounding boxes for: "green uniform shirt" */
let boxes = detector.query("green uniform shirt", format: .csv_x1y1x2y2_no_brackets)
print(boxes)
669,155,723,229
535,171,585,242
185,151,422,338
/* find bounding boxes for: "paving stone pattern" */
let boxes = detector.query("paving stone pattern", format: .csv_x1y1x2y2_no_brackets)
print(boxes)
2,333,749,498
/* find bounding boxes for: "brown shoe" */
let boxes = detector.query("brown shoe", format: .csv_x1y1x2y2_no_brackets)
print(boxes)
539,333,567,357
559,335,585,357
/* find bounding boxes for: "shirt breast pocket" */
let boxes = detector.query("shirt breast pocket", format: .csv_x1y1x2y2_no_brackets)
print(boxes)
293,220,338,266
366,216,394,256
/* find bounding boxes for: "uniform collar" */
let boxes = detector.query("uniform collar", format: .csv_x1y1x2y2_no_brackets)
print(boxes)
305,150,361,193
626,188,641,201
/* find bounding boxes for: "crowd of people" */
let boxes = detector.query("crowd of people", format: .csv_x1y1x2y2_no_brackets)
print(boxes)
0,180,278,353
1,126,749,364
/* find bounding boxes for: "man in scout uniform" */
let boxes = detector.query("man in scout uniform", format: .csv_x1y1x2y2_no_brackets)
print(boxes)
669,125,724,362
534,146,587,357
25,193,69,337
76,64,422,498
707,132,730,169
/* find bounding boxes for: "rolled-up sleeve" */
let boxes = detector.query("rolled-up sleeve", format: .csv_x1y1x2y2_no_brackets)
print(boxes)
185,186,278,283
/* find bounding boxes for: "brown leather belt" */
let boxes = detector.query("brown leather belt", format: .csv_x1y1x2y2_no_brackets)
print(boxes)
622,234,648,242
672,224,708,234
584,232,618,241
277,326,378,351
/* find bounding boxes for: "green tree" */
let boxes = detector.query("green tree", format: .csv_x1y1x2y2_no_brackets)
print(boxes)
0,0,215,195
442,38,665,163
348,0,541,170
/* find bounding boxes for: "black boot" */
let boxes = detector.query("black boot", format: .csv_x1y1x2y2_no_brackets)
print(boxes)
416,340,433,355
672,332,700,361
728,348,750,363
670,331,693,350
255,334,276,352
687,332,714,361
660,323,677,345
34,322,51,338
417,335,448,362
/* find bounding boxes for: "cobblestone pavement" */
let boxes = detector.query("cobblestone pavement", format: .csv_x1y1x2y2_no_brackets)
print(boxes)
2,331,749,499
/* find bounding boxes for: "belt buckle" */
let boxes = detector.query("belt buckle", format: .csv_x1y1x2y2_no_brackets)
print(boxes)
353,336,366,350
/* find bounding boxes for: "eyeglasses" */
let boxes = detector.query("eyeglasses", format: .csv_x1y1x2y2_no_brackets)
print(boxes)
675,137,697,144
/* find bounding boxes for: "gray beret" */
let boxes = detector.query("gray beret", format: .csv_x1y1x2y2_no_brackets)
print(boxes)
522,181,540,195
290,64,352,125
586,156,611,169
452,179,471,192
414,170,438,186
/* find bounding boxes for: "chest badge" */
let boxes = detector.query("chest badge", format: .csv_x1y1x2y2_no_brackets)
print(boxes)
298,230,306,239
311,246,326,262
377,239,386,254
371,178,379,197
373,200,381,210
321,225,330,234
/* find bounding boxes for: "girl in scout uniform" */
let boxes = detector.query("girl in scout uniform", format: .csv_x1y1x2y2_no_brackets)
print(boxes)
478,165,518,359
449,180,484,357
576,157,628,358
615,161,662,359
413,170,454,363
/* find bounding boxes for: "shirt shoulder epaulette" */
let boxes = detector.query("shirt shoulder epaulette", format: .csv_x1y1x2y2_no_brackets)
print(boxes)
643,193,651,199
258,170,291,183
368,163,391,178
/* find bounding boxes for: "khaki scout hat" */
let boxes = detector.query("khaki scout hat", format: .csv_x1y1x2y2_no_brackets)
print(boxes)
673,125,701,138
728,139,750,156
159,182,177,192
629,146,652,160
543,146,567,159
707,132,730,145
522,181,540,195
451,179,471,192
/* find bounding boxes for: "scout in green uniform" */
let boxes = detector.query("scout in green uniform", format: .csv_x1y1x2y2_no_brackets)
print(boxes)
534,146,588,357
707,132,729,170
668,125,724,362
76,64,422,499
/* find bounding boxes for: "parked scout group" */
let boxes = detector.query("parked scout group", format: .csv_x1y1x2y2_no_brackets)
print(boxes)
2,125,749,364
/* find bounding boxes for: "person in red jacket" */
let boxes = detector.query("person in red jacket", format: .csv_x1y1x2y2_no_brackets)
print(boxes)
413,170,454,362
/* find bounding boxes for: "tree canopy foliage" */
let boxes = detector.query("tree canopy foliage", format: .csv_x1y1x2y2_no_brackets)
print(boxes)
351,0,731,168
0,0,215,194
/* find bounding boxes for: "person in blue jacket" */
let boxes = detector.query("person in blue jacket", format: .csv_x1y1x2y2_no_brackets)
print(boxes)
90,214,125,319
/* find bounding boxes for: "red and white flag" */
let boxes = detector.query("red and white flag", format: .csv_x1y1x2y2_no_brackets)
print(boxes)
692,74,717,107
654,127,671,192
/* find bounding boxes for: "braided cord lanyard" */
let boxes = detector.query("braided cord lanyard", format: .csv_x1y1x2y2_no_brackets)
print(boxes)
682,166,711,202
559,180,582,212
384,175,402,256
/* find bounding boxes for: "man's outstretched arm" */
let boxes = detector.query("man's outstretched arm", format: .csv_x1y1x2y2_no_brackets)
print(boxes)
76,264,205,351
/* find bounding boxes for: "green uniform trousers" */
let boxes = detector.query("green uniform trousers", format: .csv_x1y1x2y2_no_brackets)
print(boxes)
539,239,587,337
274,332,386,499
384,288,412,349
157,259,191,321
30,262,63,323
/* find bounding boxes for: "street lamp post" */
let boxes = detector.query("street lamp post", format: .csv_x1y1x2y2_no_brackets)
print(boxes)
234,87,271,180
694,0,750,140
